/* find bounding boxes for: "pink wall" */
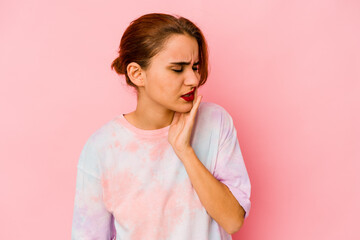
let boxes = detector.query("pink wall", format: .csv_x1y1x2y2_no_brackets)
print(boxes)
1,0,359,239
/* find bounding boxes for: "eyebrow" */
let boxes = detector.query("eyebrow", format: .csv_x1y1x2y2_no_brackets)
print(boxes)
169,61,200,66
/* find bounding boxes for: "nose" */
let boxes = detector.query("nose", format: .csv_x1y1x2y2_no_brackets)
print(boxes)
184,69,200,87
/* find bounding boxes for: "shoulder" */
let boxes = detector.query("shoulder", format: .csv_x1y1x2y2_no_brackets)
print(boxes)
77,118,118,176
196,101,236,139
85,119,117,150
199,101,227,113
198,101,234,126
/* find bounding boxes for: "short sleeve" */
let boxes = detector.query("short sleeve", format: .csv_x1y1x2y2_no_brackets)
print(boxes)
71,136,116,239
213,108,251,219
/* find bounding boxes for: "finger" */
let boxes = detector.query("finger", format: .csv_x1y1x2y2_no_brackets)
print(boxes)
195,95,202,112
190,89,202,118
194,87,197,101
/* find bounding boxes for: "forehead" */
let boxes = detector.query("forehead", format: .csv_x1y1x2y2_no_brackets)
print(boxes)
156,34,199,62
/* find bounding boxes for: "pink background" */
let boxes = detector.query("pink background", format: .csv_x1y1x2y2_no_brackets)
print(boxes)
1,0,359,239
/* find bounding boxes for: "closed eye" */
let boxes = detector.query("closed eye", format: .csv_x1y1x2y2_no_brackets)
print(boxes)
172,67,198,73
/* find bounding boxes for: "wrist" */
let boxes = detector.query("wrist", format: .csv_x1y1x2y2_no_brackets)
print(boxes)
175,147,194,161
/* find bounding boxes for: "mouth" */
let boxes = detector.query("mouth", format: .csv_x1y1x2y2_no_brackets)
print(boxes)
181,88,196,102
181,88,196,97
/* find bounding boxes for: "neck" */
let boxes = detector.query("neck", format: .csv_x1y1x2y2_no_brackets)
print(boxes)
125,95,175,130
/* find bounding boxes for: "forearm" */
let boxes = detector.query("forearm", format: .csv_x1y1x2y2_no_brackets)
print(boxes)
178,148,245,235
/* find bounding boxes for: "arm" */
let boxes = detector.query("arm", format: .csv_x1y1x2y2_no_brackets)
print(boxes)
167,95,251,235
71,167,113,239
178,148,245,235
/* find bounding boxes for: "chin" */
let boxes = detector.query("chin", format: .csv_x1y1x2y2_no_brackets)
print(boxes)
174,102,193,113
162,99,193,113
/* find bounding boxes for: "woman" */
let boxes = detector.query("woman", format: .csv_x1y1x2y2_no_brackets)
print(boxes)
71,13,251,240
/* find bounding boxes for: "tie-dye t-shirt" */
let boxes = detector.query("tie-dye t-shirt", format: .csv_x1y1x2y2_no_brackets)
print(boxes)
71,101,251,240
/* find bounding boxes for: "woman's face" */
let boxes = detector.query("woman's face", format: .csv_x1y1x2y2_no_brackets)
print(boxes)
140,33,200,113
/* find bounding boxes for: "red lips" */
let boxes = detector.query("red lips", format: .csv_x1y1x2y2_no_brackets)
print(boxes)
181,87,196,102
181,87,196,96
181,94,195,101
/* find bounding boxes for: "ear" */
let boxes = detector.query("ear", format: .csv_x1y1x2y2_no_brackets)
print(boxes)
126,62,144,87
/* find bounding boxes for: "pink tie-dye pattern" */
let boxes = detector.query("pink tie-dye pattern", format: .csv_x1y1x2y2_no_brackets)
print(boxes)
148,139,169,162
124,141,139,152
72,102,251,240
101,160,203,240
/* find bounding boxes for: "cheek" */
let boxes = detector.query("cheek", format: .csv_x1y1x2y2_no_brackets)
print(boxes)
159,74,182,93
147,70,183,98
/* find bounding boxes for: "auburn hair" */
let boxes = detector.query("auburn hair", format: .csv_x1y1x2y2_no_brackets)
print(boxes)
111,13,209,93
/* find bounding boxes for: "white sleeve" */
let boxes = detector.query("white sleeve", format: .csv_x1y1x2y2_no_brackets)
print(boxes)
212,107,251,219
71,136,115,239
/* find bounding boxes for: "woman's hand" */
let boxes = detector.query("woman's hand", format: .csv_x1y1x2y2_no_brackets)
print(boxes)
168,88,202,159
